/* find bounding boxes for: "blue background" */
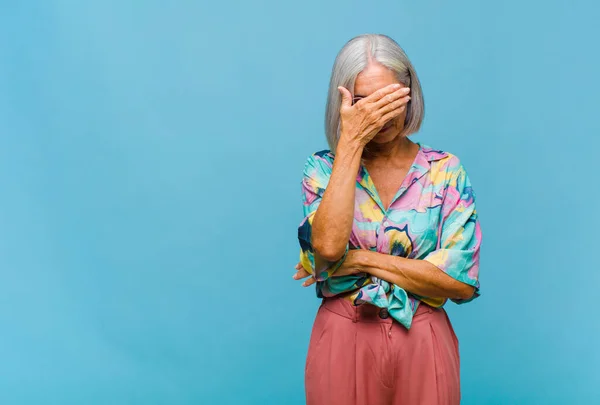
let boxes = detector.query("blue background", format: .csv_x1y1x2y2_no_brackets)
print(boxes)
1,1,598,404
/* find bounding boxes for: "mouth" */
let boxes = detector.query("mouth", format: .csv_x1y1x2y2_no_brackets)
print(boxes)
380,122,393,132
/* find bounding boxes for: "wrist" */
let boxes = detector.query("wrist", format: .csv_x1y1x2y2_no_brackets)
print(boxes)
336,133,365,157
349,249,372,272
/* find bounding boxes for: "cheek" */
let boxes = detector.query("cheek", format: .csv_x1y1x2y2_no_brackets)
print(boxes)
394,110,408,127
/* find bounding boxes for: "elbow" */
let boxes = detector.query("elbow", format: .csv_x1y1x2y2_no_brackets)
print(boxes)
312,240,346,262
455,284,475,300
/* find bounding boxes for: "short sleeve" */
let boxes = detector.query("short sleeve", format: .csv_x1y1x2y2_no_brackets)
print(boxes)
297,152,349,282
423,162,482,304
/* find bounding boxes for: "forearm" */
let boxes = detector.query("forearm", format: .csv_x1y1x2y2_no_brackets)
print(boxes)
349,250,475,300
311,138,363,261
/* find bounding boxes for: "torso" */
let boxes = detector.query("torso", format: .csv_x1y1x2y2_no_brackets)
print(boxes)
300,143,480,314
363,163,412,211
362,142,420,211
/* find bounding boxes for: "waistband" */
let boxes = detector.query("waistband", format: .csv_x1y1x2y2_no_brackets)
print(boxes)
321,296,436,324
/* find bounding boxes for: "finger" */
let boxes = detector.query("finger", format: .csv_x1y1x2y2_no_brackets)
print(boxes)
295,262,303,270
365,84,408,104
373,87,411,109
302,276,317,287
338,86,353,108
378,95,411,115
379,104,407,126
293,267,311,280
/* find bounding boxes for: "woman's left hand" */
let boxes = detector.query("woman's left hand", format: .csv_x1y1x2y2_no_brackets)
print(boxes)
293,251,364,287
293,263,316,287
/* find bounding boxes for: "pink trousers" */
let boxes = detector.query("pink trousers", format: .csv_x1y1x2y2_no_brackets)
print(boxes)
305,296,461,405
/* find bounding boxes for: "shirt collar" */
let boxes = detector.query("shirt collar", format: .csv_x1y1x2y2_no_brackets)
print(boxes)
416,143,449,162
356,143,448,211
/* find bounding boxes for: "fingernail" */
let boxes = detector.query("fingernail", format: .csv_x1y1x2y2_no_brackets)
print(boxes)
403,87,411,93
392,84,401,89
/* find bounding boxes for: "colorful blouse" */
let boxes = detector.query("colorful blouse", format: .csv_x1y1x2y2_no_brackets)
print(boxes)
297,143,481,329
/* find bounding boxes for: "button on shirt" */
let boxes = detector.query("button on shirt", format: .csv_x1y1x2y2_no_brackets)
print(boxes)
297,143,482,329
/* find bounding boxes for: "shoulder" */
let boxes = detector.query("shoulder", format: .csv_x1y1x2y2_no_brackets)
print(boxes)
420,144,467,175
302,149,335,176
420,144,475,193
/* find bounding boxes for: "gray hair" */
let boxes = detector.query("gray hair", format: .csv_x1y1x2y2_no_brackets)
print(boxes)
325,34,425,152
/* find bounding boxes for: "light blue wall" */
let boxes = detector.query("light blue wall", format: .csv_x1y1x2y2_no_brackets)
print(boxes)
1,1,598,404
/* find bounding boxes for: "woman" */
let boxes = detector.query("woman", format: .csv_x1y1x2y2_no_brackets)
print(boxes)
293,34,481,405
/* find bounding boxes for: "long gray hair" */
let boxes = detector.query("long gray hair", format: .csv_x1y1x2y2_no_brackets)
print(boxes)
325,34,425,152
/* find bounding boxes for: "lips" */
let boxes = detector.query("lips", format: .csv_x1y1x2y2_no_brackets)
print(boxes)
381,122,393,131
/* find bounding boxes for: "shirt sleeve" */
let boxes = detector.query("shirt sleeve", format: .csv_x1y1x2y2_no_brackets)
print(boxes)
297,153,349,282
422,162,482,304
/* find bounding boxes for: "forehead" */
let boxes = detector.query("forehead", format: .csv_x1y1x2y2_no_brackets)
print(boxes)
354,63,401,96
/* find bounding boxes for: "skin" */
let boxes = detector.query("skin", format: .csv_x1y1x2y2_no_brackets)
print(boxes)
293,62,475,301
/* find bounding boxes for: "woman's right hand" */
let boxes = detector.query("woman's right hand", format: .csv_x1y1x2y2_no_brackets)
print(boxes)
337,83,411,147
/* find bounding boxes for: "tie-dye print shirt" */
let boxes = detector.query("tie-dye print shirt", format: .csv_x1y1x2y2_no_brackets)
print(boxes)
297,143,481,329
